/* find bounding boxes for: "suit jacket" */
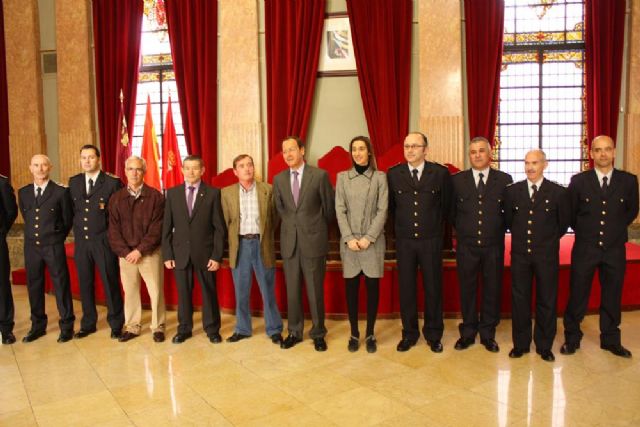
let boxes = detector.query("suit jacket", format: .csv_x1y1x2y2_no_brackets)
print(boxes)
162,182,226,270
504,178,570,256
68,171,122,242
272,164,335,259
569,168,639,249
0,175,18,236
387,161,452,240
221,181,277,269
451,168,512,247
18,181,73,246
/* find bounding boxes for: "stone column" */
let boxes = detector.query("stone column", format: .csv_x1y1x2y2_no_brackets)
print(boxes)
624,0,640,223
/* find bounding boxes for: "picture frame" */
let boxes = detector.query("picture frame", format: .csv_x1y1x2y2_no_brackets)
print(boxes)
318,13,357,77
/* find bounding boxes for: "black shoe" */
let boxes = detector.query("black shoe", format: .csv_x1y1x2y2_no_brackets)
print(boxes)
601,343,632,358
348,337,359,353
153,332,165,343
537,349,555,362
22,330,46,343
226,333,251,343
1,332,16,345
481,338,500,353
74,328,97,339
560,342,580,355
365,336,377,353
270,333,283,344
172,332,192,344
118,331,138,342
454,337,475,351
396,338,417,352
313,337,327,352
508,348,530,358
110,329,122,339
57,330,73,343
427,340,443,353
208,333,222,344
280,334,302,349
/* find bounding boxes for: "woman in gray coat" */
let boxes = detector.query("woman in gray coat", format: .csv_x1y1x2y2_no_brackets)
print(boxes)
335,136,388,353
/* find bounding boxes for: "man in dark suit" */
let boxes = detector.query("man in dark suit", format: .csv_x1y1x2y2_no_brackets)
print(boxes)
451,136,512,353
387,132,452,353
18,154,75,343
0,174,18,344
504,150,570,362
162,155,226,344
273,136,335,351
561,135,639,358
68,144,124,339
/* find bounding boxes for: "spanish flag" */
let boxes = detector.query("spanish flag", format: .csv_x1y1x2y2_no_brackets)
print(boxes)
141,95,162,190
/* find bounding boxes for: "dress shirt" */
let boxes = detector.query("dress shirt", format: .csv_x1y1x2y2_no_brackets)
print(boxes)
472,167,491,187
289,163,305,190
239,181,260,235
527,178,544,198
34,180,50,197
85,171,100,194
184,180,201,212
407,161,425,180
595,168,613,187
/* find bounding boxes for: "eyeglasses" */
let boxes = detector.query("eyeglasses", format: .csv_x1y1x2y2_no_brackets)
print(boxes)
403,144,425,150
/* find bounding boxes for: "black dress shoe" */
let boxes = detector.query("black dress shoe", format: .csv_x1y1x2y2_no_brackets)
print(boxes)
396,338,417,352
560,342,580,355
57,330,74,343
22,330,46,343
110,329,122,339
208,333,222,344
537,349,555,362
601,343,632,358
427,340,443,353
348,337,359,353
481,338,500,353
270,333,283,344
118,331,139,342
153,332,165,342
454,337,475,351
280,334,302,349
508,348,530,358
313,337,327,352
226,333,250,343
1,332,16,344
74,328,97,339
365,336,377,354
172,332,192,344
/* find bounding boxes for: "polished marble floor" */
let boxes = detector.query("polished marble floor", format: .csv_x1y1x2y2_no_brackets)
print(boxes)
1,285,639,426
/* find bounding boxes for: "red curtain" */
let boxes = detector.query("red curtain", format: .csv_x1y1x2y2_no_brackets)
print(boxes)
346,0,412,154
165,0,218,180
585,0,626,155
464,0,504,146
265,0,325,158
0,0,10,177
92,0,144,175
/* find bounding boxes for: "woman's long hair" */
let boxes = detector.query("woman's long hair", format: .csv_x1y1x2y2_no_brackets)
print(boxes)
349,136,377,170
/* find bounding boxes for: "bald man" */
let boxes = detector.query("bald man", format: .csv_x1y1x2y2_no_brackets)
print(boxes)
561,136,639,358
18,155,75,343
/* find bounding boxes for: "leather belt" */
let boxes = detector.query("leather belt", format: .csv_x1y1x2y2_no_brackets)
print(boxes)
240,234,260,240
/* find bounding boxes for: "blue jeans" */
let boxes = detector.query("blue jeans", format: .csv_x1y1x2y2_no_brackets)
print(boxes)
231,238,283,336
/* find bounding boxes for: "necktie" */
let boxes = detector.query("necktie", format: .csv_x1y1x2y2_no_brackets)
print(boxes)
412,168,420,187
187,186,195,217
531,184,538,202
292,171,300,206
477,172,485,197
602,176,608,197
88,178,94,195
36,187,42,205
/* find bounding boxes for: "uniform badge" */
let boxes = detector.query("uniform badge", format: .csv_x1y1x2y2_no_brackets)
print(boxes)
99,202,105,210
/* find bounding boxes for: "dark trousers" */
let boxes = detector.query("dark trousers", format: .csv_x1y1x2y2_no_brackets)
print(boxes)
511,250,558,351
456,243,504,341
282,248,327,339
345,273,379,338
0,237,14,335
173,262,221,336
24,242,75,333
564,243,626,346
74,238,124,331
396,237,443,342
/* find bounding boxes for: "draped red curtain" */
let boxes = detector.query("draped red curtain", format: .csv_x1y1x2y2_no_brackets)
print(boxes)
265,0,326,158
346,0,412,154
464,0,504,146
585,0,626,157
165,0,218,179
0,0,10,177
92,0,144,175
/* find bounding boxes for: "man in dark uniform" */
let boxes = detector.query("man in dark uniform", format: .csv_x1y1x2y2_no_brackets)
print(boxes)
0,174,18,344
561,135,639,358
68,145,124,339
18,154,75,343
504,150,570,362
451,136,512,353
388,132,452,353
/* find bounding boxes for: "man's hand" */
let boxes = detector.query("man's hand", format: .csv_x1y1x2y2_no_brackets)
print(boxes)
357,238,371,250
207,259,220,271
125,249,143,264
347,239,360,251
164,260,175,269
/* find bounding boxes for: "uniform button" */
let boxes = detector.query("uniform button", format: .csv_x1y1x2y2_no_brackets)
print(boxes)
34,224,39,229
84,218,88,221
600,220,605,225
478,210,483,215
527,230,531,234
35,208,40,212
529,210,533,215
83,226,88,230
527,239,531,243
479,200,483,205
601,211,606,215
527,248,531,253
414,191,418,195
34,233,39,237
602,200,606,205
414,201,418,206
414,212,418,216
85,199,89,203
598,241,603,246
478,220,482,225
36,241,40,245
85,236,89,240
599,231,604,235
85,208,89,212
477,230,482,235
477,240,482,245
35,216,39,220
414,233,419,237
527,220,532,225
414,223,418,227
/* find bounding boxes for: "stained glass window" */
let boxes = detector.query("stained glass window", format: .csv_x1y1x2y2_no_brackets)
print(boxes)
496,0,586,186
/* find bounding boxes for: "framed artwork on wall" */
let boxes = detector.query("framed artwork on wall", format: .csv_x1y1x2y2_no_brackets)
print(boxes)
318,13,357,77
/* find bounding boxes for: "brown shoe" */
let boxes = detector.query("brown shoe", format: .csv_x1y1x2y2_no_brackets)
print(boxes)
118,331,138,342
